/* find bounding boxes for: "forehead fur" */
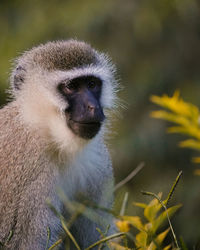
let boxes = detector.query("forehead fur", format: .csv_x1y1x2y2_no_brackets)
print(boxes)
11,40,119,110
18,40,99,71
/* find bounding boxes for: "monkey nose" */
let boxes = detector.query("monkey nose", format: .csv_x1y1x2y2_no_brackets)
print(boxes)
87,104,95,111
87,103,100,115
87,105,96,116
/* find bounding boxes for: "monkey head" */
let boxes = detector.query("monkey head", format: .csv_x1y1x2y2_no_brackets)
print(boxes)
10,40,119,153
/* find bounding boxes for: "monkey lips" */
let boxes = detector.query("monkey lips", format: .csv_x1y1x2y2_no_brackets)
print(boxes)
68,120,102,139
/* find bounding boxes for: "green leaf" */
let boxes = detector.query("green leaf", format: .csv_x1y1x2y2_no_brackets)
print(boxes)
179,236,189,250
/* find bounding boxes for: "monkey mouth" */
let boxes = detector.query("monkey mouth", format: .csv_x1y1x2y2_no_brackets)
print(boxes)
68,120,101,139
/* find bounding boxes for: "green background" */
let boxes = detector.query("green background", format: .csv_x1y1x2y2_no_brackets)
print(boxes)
1,0,200,247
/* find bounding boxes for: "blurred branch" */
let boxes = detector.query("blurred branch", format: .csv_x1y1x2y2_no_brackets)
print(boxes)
120,192,129,216
114,162,145,191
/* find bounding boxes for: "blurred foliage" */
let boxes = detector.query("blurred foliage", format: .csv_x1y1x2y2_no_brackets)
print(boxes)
114,173,183,250
1,0,200,247
45,173,182,250
116,195,180,250
151,91,200,175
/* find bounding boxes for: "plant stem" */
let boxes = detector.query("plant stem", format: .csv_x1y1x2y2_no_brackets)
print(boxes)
45,227,51,250
115,162,145,191
85,232,125,250
61,218,81,250
48,239,62,250
166,171,182,206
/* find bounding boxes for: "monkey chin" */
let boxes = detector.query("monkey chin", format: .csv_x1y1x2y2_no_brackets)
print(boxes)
68,120,101,140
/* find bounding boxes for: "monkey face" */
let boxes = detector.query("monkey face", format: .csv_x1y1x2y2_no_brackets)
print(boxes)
58,75,105,139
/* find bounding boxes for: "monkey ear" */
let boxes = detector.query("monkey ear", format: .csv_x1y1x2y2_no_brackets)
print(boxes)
11,66,26,91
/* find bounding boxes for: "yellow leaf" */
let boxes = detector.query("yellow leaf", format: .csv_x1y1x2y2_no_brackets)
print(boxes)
122,216,144,231
148,193,162,206
143,228,170,250
192,157,200,163
151,111,191,127
152,204,182,234
163,244,171,250
147,242,156,250
194,169,200,176
179,139,200,150
116,220,130,233
150,91,199,119
144,203,162,223
156,228,170,244
144,194,162,222
136,231,147,247
144,222,152,231
150,91,181,111
133,202,147,208
168,126,200,140
109,242,131,250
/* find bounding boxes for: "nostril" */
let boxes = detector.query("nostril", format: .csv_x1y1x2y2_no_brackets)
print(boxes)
88,104,95,111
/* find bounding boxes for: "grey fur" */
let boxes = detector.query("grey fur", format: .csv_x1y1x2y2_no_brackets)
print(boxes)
0,40,117,249
11,40,99,92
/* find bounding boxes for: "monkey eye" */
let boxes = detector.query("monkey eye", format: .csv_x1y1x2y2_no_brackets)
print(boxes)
62,81,79,93
88,81,96,89
66,81,79,90
58,81,78,95
87,79,102,91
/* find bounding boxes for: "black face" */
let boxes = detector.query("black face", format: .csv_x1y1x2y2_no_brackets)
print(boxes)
58,75,105,139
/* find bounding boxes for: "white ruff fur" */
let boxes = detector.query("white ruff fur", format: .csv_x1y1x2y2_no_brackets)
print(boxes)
59,134,108,200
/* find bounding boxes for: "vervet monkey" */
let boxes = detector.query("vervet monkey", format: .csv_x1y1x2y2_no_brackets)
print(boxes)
0,40,120,249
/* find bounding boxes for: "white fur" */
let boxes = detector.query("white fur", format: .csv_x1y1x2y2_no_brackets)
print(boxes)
59,135,108,198
17,85,86,158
